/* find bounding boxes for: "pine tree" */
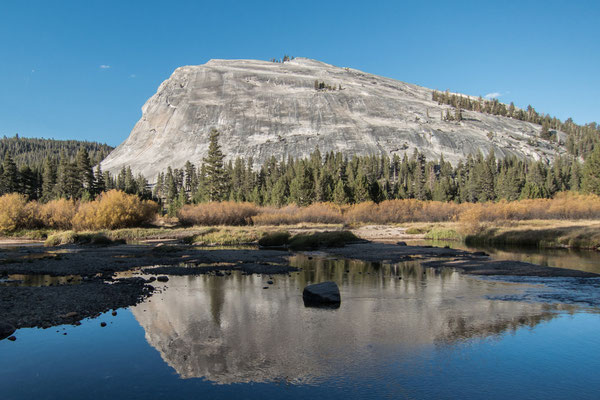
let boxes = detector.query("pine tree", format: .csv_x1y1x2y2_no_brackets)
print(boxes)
124,167,137,194
63,161,83,199
94,164,105,195
332,179,349,204
203,129,229,201
582,146,600,195
352,172,371,203
76,148,94,192
270,177,288,206
41,157,57,201
165,167,178,205
0,155,18,194
18,165,37,199
289,162,314,206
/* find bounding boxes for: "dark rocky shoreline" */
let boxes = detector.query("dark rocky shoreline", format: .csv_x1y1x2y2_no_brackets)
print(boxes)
1,241,598,335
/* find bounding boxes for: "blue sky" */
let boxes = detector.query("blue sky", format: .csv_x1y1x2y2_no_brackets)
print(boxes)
1,0,598,146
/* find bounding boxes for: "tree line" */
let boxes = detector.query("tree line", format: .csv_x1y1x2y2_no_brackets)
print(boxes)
152,130,600,214
432,90,599,157
0,135,112,169
0,148,151,201
2,130,600,214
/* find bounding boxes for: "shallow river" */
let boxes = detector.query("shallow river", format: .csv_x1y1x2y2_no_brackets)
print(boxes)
2,247,600,399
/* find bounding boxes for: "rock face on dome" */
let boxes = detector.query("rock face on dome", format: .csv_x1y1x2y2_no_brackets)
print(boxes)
101,58,563,180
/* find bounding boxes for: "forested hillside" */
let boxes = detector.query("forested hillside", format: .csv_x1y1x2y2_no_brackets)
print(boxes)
0,135,113,169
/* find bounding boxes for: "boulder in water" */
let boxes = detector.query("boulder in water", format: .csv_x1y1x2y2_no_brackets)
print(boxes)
302,282,341,308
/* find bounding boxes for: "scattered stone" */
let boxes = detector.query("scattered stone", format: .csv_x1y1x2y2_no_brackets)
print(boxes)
267,280,274,285
7,336,16,341
263,286,269,289
472,251,489,257
157,276,169,282
0,322,16,340
64,312,78,318
100,322,107,327
302,281,341,308
111,311,117,316
396,241,407,246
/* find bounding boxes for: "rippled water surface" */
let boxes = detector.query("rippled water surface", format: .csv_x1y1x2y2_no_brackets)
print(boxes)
1,253,600,399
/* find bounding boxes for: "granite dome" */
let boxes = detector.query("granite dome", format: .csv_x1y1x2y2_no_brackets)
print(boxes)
101,58,563,180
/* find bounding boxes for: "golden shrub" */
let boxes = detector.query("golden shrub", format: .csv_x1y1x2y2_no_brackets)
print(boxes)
178,201,260,226
344,200,464,224
0,193,30,232
72,190,159,230
39,199,78,230
456,192,600,234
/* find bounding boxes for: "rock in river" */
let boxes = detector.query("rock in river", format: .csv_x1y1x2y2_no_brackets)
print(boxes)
0,322,16,340
302,282,341,308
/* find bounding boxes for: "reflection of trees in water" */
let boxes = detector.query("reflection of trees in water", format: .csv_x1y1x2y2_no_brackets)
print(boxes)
132,257,561,384
4,274,81,287
427,240,600,274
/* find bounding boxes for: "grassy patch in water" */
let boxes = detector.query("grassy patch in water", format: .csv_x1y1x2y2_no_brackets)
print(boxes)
288,231,360,250
258,231,291,247
257,230,360,250
2,229,54,240
44,231,124,247
424,227,462,241
405,227,428,235
188,227,264,246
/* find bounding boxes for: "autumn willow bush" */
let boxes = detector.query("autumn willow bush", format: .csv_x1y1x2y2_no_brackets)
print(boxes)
344,199,466,224
0,193,34,232
177,201,260,226
0,190,158,233
252,203,344,225
72,190,158,230
2,191,600,235
457,192,600,234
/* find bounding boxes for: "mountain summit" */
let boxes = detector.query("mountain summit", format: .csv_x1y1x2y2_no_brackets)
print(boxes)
101,58,562,179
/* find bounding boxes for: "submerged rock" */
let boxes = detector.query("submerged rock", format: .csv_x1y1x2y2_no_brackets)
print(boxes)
302,282,341,308
0,322,16,340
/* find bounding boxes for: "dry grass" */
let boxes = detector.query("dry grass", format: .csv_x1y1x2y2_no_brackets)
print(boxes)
458,192,600,235
463,219,600,248
344,200,465,224
252,203,343,225
178,202,260,226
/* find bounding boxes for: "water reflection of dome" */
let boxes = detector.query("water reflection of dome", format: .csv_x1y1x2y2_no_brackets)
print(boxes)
131,260,560,384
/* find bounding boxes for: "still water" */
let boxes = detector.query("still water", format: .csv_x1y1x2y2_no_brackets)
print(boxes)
1,251,600,399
